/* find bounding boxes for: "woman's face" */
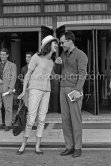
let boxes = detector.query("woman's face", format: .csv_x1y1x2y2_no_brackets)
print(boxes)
51,41,58,53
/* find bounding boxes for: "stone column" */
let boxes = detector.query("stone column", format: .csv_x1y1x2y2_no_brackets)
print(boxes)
101,36,106,74
38,30,41,52
101,35,107,101
11,33,21,74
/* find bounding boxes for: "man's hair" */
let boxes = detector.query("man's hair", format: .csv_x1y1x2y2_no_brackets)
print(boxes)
0,48,9,54
26,51,33,56
60,31,75,44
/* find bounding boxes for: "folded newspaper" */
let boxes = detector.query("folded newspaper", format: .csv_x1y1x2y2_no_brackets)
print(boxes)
68,90,83,102
2,89,15,97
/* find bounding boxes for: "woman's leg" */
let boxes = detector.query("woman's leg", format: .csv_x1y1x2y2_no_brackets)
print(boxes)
18,136,28,152
35,91,50,152
35,137,42,152
18,89,43,152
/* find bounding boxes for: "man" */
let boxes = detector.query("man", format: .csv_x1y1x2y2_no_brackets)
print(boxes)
21,51,33,77
0,103,5,129
55,31,88,158
0,48,17,131
0,58,5,129
20,51,33,107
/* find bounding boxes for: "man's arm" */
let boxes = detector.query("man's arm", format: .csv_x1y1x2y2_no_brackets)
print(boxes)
8,63,17,90
75,53,88,92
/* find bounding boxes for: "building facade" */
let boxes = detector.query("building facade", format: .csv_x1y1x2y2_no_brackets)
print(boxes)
0,0,111,115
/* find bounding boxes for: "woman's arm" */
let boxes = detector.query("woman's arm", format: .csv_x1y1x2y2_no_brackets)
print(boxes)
18,69,32,99
22,53,38,92
23,69,32,93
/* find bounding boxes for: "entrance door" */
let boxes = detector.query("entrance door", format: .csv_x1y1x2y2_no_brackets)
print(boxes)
83,30,97,114
73,28,111,115
80,28,111,115
56,28,98,114
70,30,97,115
97,29,111,114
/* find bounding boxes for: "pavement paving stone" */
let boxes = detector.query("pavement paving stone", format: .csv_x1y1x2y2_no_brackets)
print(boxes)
0,149,111,166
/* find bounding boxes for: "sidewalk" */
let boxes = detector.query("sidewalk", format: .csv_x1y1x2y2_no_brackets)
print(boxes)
0,111,111,148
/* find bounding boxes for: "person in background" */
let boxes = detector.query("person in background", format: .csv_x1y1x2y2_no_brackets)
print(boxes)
21,51,33,77
0,103,5,129
0,48,17,131
20,51,33,107
16,35,58,155
55,31,88,158
0,57,5,129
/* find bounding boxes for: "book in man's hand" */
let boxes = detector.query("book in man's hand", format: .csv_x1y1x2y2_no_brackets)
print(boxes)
68,90,83,102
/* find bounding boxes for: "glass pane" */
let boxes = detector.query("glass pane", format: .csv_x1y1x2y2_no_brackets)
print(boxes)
97,30,111,114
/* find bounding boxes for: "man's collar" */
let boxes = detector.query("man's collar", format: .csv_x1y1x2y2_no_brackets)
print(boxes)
65,47,76,56
1,60,7,65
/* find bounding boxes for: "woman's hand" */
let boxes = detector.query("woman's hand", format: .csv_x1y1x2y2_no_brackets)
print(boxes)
55,57,62,64
18,91,25,99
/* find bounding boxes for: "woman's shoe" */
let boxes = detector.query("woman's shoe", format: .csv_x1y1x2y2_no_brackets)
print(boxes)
35,150,43,155
16,149,25,155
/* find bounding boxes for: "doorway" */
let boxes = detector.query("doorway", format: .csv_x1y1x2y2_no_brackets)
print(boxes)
96,30,111,114
20,32,39,67
71,28,111,115
71,30,97,114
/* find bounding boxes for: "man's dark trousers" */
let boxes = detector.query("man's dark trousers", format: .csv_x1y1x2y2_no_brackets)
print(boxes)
60,87,82,150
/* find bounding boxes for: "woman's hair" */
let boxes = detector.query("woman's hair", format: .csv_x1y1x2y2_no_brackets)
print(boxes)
41,41,52,56
39,40,57,61
51,52,56,62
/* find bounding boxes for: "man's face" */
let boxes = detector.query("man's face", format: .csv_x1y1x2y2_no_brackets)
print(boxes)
0,51,9,63
26,54,32,64
60,35,71,52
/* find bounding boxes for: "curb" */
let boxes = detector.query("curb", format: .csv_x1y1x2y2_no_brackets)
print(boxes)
1,142,111,149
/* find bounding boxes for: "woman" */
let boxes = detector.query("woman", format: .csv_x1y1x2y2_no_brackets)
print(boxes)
16,35,58,155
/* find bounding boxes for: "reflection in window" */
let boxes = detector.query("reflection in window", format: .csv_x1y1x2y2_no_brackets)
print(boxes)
69,3,107,12
44,5,65,12
3,5,40,13
3,0,40,3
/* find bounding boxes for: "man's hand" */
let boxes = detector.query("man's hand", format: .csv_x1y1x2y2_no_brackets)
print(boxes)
8,88,13,94
68,90,83,102
55,57,62,64
73,91,82,99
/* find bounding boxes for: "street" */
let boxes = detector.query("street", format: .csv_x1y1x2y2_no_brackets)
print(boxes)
0,148,111,166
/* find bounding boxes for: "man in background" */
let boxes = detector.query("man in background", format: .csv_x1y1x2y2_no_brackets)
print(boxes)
0,48,17,131
20,51,33,107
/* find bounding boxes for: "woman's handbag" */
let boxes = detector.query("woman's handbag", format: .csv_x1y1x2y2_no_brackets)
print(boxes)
12,99,28,136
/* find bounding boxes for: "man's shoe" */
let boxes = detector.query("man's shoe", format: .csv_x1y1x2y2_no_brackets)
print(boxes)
60,148,74,156
0,123,5,129
72,149,81,158
4,126,11,131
